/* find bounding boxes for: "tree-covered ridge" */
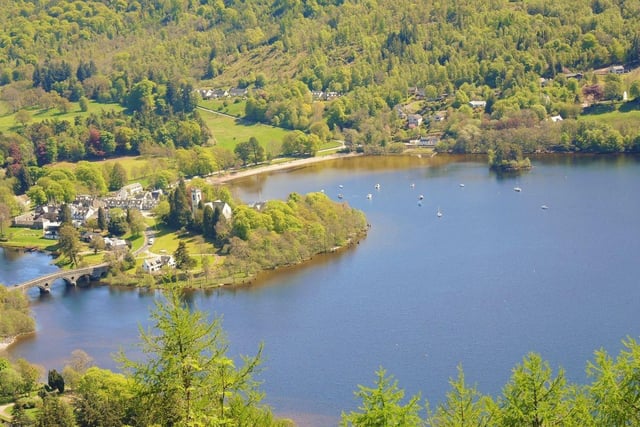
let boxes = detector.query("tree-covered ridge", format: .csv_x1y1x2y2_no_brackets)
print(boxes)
2,0,640,95
2,0,640,161
0,284,35,340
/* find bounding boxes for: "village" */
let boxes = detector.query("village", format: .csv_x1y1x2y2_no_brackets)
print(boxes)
10,182,233,275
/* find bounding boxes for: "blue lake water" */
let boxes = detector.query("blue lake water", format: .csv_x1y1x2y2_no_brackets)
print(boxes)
2,154,640,426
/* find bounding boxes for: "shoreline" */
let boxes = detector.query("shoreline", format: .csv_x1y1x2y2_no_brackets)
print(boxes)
0,338,15,351
207,152,362,184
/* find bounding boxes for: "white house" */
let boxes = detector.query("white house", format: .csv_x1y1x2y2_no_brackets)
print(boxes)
550,115,563,122
142,255,176,273
104,237,128,250
203,200,233,221
117,183,143,199
469,100,487,109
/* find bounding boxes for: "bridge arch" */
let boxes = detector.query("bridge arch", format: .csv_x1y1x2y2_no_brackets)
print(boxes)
12,262,111,294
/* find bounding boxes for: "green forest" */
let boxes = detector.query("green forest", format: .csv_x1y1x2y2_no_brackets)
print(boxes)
3,0,640,210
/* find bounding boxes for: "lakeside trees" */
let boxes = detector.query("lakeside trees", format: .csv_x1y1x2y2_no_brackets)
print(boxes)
159,178,368,281
344,342,640,426
0,283,35,340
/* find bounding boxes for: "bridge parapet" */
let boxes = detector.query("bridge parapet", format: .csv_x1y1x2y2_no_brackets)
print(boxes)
12,263,110,293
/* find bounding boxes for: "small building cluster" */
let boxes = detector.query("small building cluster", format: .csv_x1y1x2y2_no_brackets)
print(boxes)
197,87,248,99
102,183,162,211
12,182,161,240
310,91,341,100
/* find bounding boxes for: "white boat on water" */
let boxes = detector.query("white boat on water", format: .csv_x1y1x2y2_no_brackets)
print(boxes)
418,194,424,200
541,205,549,210
459,183,465,187
437,207,443,218
514,187,522,192
338,194,343,199
366,193,373,199
375,183,381,190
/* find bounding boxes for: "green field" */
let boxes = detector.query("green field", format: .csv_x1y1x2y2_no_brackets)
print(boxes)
0,101,125,133
1,227,59,251
197,107,291,155
579,101,640,131
52,155,169,188
199,99,247,117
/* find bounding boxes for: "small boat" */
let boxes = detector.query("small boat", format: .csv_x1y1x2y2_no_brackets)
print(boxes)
366,193,373,199
459,183,465,187
417,201,423,207
339,184,344,189
410,183,415,188
541,205,549,210
418,194,424,200
338,194,343,199
375,183,381,190
514,187,522,192
437,207,443,218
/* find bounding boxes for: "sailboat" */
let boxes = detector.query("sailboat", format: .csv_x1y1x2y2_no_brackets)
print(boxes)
437,207,443,218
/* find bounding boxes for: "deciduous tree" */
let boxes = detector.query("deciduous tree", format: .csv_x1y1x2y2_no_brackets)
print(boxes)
58,223,81,266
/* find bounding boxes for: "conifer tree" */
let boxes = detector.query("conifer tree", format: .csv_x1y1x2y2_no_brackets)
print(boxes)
116,286,271,426
97,207,107,231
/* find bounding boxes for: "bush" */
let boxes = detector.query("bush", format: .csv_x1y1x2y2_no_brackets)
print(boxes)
14,396,38,409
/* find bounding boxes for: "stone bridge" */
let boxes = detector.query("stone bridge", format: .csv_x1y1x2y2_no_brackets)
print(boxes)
12,263,111,293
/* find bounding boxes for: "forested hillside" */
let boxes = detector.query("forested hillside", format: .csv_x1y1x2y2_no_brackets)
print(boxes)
3,0,640,212
2,0,639,90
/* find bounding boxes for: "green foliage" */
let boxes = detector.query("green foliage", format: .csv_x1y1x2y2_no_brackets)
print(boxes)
108,162,128,191
116,285,275,426
340,367,423,427
75,161,107,195
427,365,494,426
234,137,265,165
225,191,367,276
97,207,107,231
173,241,196,270
587,337,640,426
58,223,81,266
73,367,135,427
126,208,146,237
166,179,192,230
35,395,75,427
107,209,129,236
0,357,40,399
498,353,569,426
47,369,65,393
